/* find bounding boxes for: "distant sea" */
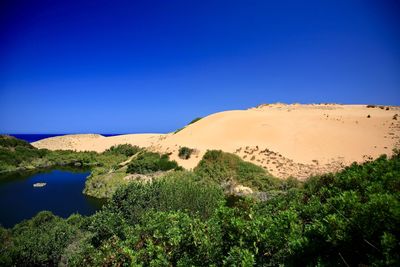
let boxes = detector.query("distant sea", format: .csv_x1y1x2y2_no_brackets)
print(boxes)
7,134,121,143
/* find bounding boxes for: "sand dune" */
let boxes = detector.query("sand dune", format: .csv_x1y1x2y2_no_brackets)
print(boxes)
32,104,400,180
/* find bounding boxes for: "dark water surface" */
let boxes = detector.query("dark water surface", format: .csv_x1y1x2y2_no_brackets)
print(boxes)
0,169,105,228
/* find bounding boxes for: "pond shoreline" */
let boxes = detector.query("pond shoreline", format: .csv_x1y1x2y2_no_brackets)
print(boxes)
0,168,105,228
0,161,100,176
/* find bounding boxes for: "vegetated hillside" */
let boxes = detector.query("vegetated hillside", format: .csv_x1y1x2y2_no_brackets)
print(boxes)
0,135,136,174
84,149,275,199
1,152,399,266
0,136,143,198
84,150,182,198
32,104,400,179
194,150,279,191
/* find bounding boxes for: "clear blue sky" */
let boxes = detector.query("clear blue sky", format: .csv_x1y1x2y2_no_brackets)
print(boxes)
0,0,399,134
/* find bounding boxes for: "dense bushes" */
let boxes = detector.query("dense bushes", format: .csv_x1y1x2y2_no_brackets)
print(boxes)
126,151,181,174
194,150,279,191
104,144,141,157
0,135,34,149
178,146,194,159
0,135,47,171
0,135,129,173
108,171,224,222
1,211,79,266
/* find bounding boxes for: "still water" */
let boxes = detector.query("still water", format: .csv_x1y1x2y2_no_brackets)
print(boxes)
0,168,105,228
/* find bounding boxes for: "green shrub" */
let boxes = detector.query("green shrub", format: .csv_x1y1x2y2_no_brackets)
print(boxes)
174,127,185,134
223,247,255,266
107,171,223,223
104,144,141,157
0,226,12,266
194,150,278,191
126,152,180,174
188,117,202,125
88,209,128,247
127,210,215,266
178,146,194,159
0,135,34,149
4,211,78,266
173,117,203,134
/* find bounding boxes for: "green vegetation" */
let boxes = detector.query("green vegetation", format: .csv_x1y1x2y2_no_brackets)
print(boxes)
173,127,185,134
0,135,35,148
178,146,194,159
85,151,184,198
0,135,129,173
0,135,142,198
0,135,49,172
1,135,399,265
83,167,129,198
104,144,142,157
194,150,279,191
173,116,203,134
108,171,224,222
0,211,79,266
126,151,181,174
188,117,202,125
1,153,399,266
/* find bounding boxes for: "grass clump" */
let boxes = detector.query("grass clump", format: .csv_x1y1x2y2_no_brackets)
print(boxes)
178,146,194,159
126,152,181,174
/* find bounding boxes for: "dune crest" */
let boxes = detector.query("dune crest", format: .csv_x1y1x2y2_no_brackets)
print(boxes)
32,104,400,180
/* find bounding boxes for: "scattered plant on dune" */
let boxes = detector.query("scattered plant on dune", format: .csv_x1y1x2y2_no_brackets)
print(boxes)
173,117,203,134
188,117,203,125
178,146,194,159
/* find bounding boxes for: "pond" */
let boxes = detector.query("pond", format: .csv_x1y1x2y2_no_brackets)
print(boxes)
0,168,105,228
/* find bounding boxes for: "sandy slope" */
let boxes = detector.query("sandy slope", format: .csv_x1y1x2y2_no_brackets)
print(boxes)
32,104,400,180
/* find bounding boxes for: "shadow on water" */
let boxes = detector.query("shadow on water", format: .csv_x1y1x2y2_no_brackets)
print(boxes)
0,167,106,228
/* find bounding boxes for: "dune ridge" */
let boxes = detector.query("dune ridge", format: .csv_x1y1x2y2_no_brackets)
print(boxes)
32,104,400,180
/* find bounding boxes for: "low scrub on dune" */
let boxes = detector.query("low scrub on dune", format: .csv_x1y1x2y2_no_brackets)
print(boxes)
188,117,203,125
194,150,279,191
126,151,181,174
173,117,203,134
83,167,129,198
104,144,142,157
178,146,194,159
